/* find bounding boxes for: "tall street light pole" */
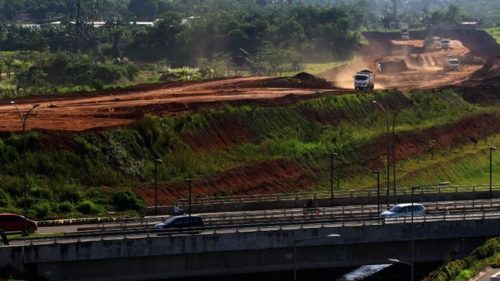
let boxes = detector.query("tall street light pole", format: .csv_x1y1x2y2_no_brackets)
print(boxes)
490,147,496,199
373,171,381,215
10,101,39,235
185,178,192,217
330,152,338,206
373,100,391,208
154,158,162,216
391,109,401,205
401,182,449,281
293,234,341,281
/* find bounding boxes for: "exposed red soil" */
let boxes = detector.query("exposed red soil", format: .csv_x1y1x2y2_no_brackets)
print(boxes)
449,54,500,103
134,158,315,205
134,112,500,204
0,76,342,133
325,29,499,90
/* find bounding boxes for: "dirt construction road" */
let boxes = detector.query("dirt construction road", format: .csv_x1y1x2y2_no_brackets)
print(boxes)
0,32,496,133
0,77,335,132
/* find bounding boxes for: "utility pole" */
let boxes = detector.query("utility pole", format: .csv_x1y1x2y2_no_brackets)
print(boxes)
330,152,337,206
393,0,397,18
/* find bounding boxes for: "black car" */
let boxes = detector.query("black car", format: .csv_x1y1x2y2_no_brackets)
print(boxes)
154,215,204,229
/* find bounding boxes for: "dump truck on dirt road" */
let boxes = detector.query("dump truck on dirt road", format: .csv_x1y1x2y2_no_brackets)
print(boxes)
445,58,460,71
354,70,374,91
440,38,451,50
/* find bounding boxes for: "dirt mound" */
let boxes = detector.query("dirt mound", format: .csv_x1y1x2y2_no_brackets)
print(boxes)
377,58,410,73
239,73,333,89
469,55,500,81
454,55,500,103
134,158,315,205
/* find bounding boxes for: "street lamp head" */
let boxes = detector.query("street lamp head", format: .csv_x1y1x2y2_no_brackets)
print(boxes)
10,100,15,104
327,234,341,238
372,100,378,104
388,258,400,263
185,178,192,182
332,152,338,156
155,158,163,163
491,147,497,151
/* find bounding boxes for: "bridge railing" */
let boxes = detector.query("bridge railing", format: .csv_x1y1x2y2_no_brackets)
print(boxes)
177,184,500,206
74,198,500,232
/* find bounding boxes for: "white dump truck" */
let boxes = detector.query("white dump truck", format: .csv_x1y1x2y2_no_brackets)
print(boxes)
445,58,460,71
400,23,410,40
354,70,374,91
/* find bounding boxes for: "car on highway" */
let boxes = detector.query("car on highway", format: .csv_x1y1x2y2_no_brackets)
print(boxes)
379,203,426,219
0,213,38,233
154,215,204,229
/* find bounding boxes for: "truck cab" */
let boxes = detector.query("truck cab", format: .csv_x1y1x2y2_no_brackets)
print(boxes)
440,38,451,50
445,58,460,71
401,31,410,40
354,70,374,91
400,23,409,40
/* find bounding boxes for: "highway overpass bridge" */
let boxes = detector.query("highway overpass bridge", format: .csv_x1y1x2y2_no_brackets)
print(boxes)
1,213,499,281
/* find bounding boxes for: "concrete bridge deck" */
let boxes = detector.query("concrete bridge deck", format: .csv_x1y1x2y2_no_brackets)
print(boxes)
1,214,499,281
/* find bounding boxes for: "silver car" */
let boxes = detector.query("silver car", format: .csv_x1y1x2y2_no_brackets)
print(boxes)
379,203,426,219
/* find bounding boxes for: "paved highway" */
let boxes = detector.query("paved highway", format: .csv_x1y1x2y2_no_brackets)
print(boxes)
4,198,495,248
36,198,500,234
9,210,500,247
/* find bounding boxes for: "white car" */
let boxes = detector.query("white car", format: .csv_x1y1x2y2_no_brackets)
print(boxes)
379,203,426,219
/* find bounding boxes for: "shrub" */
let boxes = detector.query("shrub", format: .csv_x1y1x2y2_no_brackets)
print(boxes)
76,200,101,215
29,187,52,200
54,185,82,202
0,189,11,206
33,201,50,219
112,191,146,211
57,201,73,213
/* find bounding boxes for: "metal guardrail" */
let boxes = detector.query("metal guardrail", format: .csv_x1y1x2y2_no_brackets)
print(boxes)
76,199,500,232
37,185,498,227
176,184,500,206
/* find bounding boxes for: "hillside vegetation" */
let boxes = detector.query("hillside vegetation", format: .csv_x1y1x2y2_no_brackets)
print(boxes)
0,89,499,219
425,237,500,281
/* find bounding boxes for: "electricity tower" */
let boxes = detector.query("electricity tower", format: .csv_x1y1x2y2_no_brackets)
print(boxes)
68,0,100,53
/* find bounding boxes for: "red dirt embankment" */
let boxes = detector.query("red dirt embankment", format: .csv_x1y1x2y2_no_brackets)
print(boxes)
452,55,500,103
0,76,340,133
135,158,315,205
363,113,500,169
135,113,500,204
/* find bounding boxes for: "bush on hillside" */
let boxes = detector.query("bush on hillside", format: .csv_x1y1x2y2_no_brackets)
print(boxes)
76,200,101,215
112,191,146,212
